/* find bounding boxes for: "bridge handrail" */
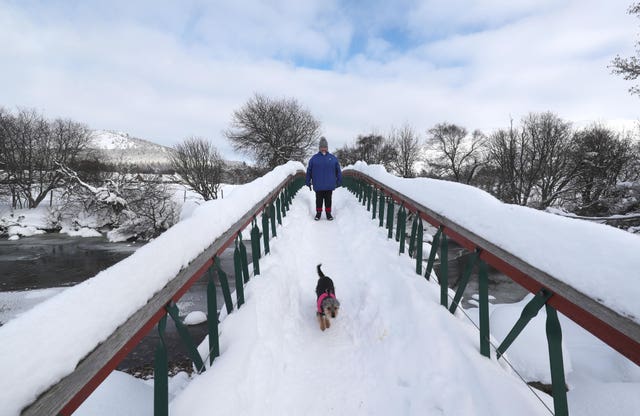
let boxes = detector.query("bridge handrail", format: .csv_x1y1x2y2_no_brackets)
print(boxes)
343,167,640,367
12,164,306,416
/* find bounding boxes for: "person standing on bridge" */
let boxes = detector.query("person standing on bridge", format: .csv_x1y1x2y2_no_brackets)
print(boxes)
306,136,342,221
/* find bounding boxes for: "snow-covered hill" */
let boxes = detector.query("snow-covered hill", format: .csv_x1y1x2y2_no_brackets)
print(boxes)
88,130,173,166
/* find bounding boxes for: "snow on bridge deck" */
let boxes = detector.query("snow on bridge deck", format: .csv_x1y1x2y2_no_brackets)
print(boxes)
170,188,550,415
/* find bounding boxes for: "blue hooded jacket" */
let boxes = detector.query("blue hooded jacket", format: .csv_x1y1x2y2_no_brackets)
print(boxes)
306,152,342,191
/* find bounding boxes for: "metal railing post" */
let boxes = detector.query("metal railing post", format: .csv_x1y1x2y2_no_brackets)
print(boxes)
153,314,168,416
415,216,423,275
397,205,407,254
270,202,278,236
440,232,448,308
387,198,395,239
379,193,385,227
546,304,569,416
250,219,261,276
234,237,245,308
262,211,270,255
372,187,378,220
207,267,219,365
479,259,490,358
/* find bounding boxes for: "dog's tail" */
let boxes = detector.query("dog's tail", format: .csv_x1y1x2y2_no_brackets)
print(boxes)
317,264,325,278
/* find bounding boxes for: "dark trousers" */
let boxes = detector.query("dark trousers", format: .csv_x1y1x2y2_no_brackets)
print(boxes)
315,190,333,212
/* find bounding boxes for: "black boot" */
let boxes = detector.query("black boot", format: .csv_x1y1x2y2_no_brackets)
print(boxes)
315,212,321,221
326,212,333,221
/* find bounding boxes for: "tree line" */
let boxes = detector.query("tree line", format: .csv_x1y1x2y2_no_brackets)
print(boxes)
333,113,640,220
2,98,639,239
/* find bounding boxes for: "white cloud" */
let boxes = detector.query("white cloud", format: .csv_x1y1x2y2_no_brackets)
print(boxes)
0,0,638,160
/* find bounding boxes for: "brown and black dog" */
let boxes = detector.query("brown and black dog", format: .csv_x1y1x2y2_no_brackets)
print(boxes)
315,264,340,331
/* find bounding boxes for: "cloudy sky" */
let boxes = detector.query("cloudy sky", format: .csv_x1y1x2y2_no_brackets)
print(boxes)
1,0,639,159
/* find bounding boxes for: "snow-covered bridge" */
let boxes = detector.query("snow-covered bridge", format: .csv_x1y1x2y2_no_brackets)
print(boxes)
1,162,639,416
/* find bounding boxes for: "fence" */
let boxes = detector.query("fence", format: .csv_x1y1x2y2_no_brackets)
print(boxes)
343,170,640,416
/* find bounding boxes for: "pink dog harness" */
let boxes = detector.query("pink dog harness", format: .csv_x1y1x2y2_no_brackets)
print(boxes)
317,292,336,314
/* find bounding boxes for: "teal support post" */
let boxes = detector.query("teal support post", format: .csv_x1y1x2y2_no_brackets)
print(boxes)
440,232,449,308
546,304,569,416
207,267,219,365
415,217,423,275
238,232,250,283
397,206,407,254
479,259,490,358
250,219,261,276
214,256,233,314
387,198,394,239
275,198,282,226
372,188,378,220
271,202,278,236
408,214,418,258
282,188,288,211
496,289,552,359
449,250,479,314
261,211,270,255
379,194,385,227
153,314,168,416
366,185,372,211
166,302,205,371
234,238,245,308
424,227,443,281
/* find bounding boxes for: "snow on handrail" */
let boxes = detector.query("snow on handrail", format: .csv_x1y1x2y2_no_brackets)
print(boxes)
343,162,640,366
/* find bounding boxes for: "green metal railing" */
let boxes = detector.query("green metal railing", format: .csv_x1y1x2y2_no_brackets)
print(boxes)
26,172,306,416
343,173,569,416
152,175,305,415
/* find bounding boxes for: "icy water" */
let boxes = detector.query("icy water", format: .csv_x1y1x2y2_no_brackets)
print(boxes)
0,233,139,291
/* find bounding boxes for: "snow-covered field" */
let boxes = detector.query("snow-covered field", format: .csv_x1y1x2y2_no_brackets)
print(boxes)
1,161,638,415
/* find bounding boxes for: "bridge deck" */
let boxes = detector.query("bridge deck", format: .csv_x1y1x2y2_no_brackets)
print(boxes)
169,188,549,415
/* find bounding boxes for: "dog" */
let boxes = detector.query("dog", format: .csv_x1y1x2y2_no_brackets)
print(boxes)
315,264,340,331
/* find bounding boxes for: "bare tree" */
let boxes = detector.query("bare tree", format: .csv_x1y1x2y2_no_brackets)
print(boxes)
334,133,397,170
486,112,576,208
426,123,485,184
523,112,576,208
611,3,640,95
169,137,224,201
570,124,636,215
57,164,177,239
388,124,421,178
225,93,321,169
0,108,91,208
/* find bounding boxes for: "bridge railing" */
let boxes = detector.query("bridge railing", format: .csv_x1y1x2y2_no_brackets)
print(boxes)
343,168,640,416
20,168,306,416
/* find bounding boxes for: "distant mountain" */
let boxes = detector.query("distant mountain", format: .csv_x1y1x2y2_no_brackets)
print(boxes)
87,130,172,166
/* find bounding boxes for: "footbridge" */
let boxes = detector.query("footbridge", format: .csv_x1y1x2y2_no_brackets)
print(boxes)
1,161,638,415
